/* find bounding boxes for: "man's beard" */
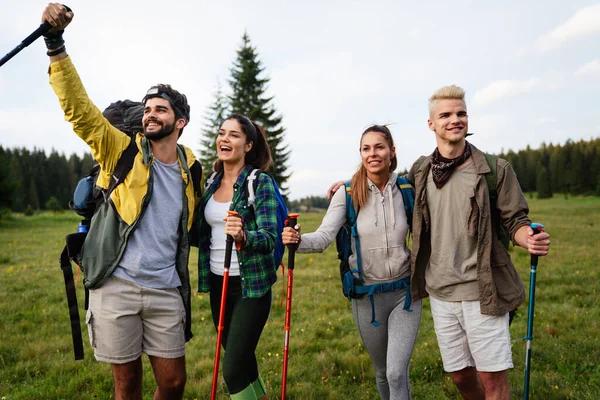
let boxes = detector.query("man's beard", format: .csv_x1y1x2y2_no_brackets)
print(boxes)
144,121,175,141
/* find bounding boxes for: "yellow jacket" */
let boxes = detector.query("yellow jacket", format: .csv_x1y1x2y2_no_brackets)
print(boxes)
49,56,200,340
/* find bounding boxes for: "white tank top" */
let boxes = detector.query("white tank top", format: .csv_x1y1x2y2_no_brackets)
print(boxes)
204,196,240,276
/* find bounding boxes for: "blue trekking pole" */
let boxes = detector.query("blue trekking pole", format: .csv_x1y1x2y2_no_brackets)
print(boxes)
523,222,545,399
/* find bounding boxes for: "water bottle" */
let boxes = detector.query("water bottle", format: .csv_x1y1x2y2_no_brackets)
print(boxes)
78,222,88,233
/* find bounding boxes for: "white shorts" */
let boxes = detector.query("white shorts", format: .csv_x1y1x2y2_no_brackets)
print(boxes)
86,276,186,364
429,297,513,372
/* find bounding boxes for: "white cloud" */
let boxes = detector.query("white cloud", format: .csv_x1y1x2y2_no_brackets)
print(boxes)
472,70,567,108
536,4,600,52
472,78,540,107
575,59,600,76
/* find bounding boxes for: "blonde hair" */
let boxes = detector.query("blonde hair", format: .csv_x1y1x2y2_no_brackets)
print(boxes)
428,85,466,117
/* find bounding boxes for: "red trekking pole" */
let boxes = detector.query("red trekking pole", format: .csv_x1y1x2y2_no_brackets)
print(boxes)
210,210,238,400
281,213,300,399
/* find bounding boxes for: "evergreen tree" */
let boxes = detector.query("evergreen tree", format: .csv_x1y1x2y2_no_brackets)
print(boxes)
536,163,552,199
228,33,291,199
198,82,228,175
10,155,25,212
26,178,40,210
0,148,15,210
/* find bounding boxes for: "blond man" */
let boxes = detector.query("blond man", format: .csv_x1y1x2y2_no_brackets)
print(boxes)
407,85,550,399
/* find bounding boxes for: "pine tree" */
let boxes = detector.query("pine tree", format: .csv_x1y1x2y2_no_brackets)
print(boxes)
536,163,552,199
198,81,228,175
228,33,291,199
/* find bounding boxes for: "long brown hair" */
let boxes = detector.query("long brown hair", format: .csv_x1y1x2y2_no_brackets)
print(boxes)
213,114,272,173
350,125,397,210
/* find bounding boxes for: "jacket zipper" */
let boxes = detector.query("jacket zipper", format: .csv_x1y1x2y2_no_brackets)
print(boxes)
381,189,392,278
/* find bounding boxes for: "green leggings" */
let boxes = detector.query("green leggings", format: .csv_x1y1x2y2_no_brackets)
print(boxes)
210,273,271,395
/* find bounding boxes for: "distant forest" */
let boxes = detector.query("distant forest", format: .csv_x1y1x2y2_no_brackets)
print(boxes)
0,137,599,214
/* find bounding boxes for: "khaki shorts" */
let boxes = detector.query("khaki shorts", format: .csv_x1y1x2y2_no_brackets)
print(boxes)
86,276,186,364
429,297,513,373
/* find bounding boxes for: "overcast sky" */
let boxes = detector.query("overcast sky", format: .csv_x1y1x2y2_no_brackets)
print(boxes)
1,1,599,200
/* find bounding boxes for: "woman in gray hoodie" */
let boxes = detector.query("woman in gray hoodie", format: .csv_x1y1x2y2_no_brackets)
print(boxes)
282,125,422,400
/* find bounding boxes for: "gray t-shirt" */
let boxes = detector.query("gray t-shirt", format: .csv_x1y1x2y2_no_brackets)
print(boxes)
426,160,479,301
113,158,183,289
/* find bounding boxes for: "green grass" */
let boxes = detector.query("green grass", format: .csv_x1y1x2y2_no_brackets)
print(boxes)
1,196,599,399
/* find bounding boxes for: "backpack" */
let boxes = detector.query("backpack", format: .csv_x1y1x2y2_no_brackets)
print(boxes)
60,100,202,360
205,169,288,269
69,100,144,220
335,176,415,327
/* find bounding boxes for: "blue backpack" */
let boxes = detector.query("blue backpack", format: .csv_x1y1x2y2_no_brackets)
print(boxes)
206,169,288,269
335,176,415,326
244,169,288,269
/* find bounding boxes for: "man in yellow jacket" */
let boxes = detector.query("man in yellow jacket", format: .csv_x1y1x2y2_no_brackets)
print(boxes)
42,4,201,400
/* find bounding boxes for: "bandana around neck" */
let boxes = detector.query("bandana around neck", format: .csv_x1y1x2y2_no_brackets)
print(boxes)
430,142,472,189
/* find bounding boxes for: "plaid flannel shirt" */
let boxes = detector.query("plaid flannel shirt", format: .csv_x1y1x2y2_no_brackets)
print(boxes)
197,164,278,298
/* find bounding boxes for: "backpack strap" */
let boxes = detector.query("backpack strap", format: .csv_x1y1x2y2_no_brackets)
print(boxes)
246,169,261,208
189,160,202,196
484,153,498,201
344,182,364,283
353,275,412,326
176,145,203,197
102,136,138,203
483,153,510,249
396,176,415,231
205,171,218,189
60,232,88,360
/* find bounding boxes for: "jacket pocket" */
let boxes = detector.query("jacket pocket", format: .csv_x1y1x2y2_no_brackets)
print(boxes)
491,239,511,267
364,245,407,280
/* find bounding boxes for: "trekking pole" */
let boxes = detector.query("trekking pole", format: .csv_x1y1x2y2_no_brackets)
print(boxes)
523,222,545,400
210,210,237,400
0,5,71,68
281,213,300,400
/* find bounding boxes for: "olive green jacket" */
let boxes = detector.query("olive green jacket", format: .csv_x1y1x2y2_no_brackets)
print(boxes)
407,144,529,316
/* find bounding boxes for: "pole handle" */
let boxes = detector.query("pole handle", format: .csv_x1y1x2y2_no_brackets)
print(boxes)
285,213,300,250
529,223,544,267
28,5,73,46
285,214,300,270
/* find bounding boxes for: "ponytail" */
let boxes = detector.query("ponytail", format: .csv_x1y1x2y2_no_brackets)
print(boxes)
247,121,272,171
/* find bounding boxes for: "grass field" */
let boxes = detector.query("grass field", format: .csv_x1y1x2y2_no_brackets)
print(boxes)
0,195,599,399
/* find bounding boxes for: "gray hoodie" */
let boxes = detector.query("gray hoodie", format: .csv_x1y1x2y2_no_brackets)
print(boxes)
298,172,411,285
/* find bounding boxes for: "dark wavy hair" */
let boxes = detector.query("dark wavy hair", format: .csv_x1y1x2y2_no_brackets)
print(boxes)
144,83,191,137
213,113,272,172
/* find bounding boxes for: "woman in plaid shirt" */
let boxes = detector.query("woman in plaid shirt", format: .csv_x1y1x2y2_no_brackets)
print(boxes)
197,114,278,400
